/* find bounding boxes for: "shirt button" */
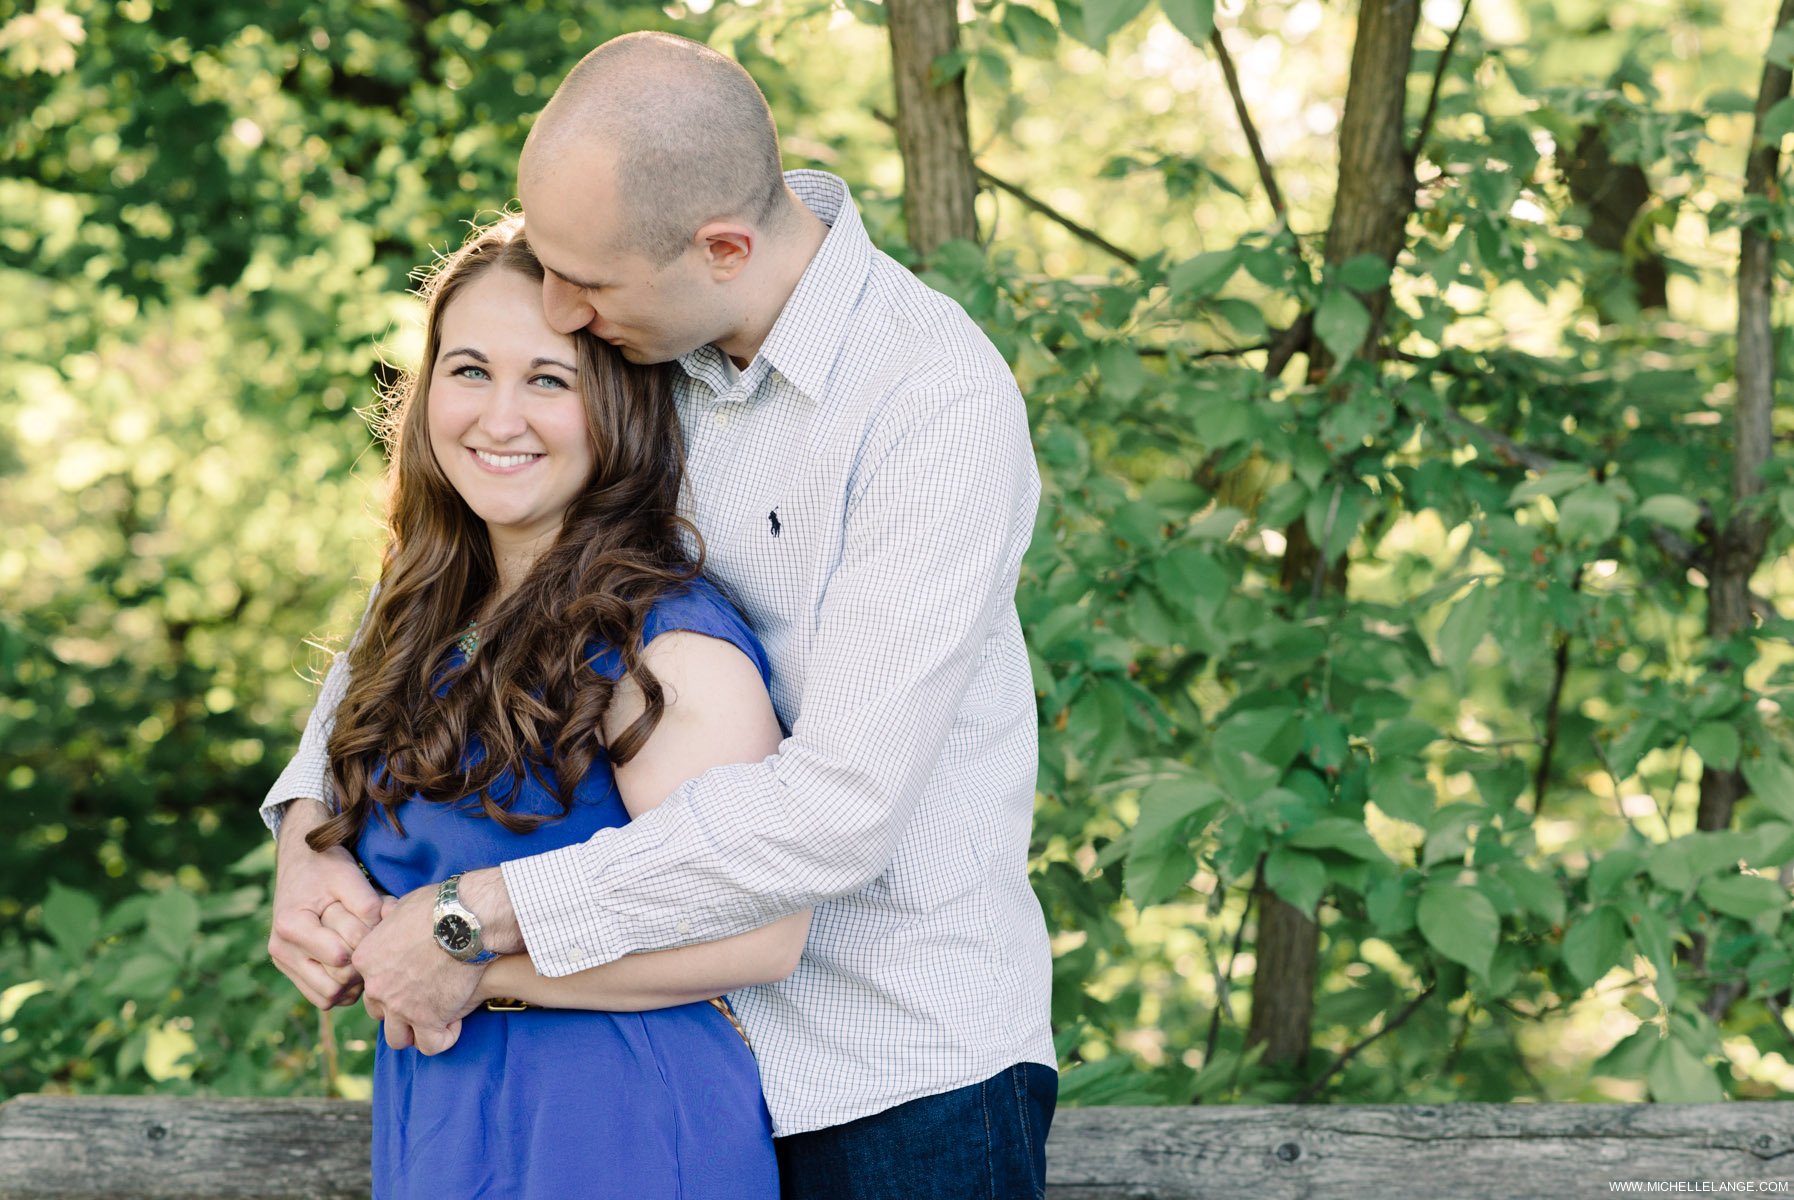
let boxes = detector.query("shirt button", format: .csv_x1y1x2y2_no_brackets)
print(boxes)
568,946,587,964
714,410,731,428
675,920,691,935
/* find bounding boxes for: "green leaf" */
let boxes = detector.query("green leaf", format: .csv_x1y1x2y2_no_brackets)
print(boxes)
1187,505,1246,539
1372,718,1439,760
1762,95,1794,146
1265,847,1326,913
1168,248,1242,299
1743,753,1794,820
1159,0,1215,44
1562,905,1628,987
146,888,203,963
40,883,101,955
1417,882,1500,976
1436,581,1494,686
1770,22,1794,68
1124,837,1197,907
1335,254,1391,293
1000,3,1060,56
1647,1036,1723,1104
1082,0,1152,48
1636,494,1701,532
1508,467,1592,506
1366,874,1418,934
1314,287,1372,369
1690,722,1741,771
1557,484,1621,546
1286,817,1387,862
1697,872,1788,921
1648,837,1711,894
105,953,180,1001
1367,758,1436,825
1133,777,1225,846
1495,863,1567,926
1589,848,1646,901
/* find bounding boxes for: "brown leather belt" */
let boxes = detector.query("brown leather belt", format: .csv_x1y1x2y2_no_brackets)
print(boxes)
481,995,753,1050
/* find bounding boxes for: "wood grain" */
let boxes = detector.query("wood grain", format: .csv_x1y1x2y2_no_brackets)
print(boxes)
4,1096,1793,1198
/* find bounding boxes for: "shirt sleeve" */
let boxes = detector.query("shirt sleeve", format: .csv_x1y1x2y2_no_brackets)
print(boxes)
258,650,349,837
501,377,1040,976
259,587,378,837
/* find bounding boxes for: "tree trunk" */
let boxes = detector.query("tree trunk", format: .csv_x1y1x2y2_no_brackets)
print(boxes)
1564,124,1669,317
1696,0,1793,835
1249,0,1421,1070
885,0,979,258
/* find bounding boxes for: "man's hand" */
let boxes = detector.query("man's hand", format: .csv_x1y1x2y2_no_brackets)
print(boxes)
353,876,509,1056
268,799,385,1009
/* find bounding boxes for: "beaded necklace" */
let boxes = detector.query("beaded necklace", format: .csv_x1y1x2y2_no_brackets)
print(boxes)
456,620,480,658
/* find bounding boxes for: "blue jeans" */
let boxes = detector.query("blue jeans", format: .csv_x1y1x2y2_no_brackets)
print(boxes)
774,1063,1057,1200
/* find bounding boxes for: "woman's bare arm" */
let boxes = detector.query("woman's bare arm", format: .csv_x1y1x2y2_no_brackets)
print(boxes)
474,628,810,1011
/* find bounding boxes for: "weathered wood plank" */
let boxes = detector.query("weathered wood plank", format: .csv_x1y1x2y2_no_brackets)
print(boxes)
3,1096,1793,1199
1045,1103,1794,1200
0,1097,372,1200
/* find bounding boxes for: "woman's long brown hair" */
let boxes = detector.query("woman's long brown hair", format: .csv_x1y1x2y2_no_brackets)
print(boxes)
306,217,699,852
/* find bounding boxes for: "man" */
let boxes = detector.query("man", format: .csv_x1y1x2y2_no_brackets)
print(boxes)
265,31,1055,1198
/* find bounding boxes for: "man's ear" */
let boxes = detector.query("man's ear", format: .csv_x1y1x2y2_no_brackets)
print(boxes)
695,222,753,281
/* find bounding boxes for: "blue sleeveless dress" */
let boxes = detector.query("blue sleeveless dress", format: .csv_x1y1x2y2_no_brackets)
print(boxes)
356,580,780,1200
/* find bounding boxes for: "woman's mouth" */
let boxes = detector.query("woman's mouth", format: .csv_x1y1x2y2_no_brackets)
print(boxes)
471,448,544,471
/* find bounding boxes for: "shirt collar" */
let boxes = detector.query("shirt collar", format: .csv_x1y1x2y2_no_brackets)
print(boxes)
677,170,873,405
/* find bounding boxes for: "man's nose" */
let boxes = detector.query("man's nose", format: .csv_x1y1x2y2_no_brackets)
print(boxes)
542,273,597,336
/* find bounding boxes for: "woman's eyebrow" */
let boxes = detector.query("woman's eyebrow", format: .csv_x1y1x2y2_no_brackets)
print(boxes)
529,356,578,372
441,346,489,362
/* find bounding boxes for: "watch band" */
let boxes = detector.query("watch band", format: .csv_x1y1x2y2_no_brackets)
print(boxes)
432,873,498,965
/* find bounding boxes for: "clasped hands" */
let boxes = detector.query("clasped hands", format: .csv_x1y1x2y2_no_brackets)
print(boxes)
268,802,513,1055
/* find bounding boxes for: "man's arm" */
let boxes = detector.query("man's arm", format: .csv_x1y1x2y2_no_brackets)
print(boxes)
501,373,1039,977
352,629,807,1050
263,635,385,1008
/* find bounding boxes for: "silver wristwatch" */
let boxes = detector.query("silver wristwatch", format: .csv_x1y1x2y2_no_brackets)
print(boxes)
432,873,497,965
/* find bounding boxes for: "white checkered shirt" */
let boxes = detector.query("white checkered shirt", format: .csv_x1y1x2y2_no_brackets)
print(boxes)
262,170,1055,1135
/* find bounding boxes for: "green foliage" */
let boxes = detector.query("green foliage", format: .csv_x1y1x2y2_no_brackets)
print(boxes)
2,847,377,1097
8,0,1794,1113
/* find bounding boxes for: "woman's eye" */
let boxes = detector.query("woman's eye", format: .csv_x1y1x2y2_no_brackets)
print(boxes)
450,364,489,381
532,374,572,390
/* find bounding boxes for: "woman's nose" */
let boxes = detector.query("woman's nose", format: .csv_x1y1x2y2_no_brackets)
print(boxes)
478,384,530,440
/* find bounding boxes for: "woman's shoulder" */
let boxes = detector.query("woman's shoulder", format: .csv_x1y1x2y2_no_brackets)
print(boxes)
642,578,766,675
582,577,767,684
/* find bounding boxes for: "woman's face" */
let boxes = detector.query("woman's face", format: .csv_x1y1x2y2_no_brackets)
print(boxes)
426,267,595,551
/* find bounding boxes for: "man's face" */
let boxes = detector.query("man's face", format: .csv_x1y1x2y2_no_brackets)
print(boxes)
519,157,720,365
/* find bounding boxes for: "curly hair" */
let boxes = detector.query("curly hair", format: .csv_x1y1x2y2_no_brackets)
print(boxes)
306,216,699,852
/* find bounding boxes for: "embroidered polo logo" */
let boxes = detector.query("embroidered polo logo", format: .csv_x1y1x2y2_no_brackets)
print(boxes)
768,510,782,538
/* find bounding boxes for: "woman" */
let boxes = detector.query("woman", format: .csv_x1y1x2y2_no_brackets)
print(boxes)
302,217,802,1199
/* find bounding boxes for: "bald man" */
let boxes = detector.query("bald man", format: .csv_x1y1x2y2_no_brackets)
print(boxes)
264,31,1055,1199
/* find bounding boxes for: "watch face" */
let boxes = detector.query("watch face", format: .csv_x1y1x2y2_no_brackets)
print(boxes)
435,915,473,953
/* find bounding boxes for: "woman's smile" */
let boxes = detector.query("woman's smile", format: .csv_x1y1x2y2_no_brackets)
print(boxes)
469,447,547,471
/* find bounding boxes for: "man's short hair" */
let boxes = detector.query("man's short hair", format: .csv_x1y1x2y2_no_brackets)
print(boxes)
538,33,787,266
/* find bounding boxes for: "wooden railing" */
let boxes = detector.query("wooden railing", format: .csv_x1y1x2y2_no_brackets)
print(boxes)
3,1095,1793,1198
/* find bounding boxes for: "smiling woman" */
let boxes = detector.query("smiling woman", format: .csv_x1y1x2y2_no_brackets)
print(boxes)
425,268,594,586
291,216,795,1198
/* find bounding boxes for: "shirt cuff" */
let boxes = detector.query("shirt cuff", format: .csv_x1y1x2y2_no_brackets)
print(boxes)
259,794,330,839
500,842,613,978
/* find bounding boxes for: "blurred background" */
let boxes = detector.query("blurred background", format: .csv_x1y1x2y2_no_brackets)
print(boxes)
5,0,1794,1108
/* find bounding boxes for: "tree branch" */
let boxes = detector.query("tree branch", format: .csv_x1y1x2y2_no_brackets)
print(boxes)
1292,984,1437,1103
1198,861,1262,1100
872,108,1141,265
1408,0,1475,170
1209,26,1287,220
1533,563,1584,814
975,166,1141,265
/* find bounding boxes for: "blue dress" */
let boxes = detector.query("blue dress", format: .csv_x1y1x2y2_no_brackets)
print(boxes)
356,580,780,1200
